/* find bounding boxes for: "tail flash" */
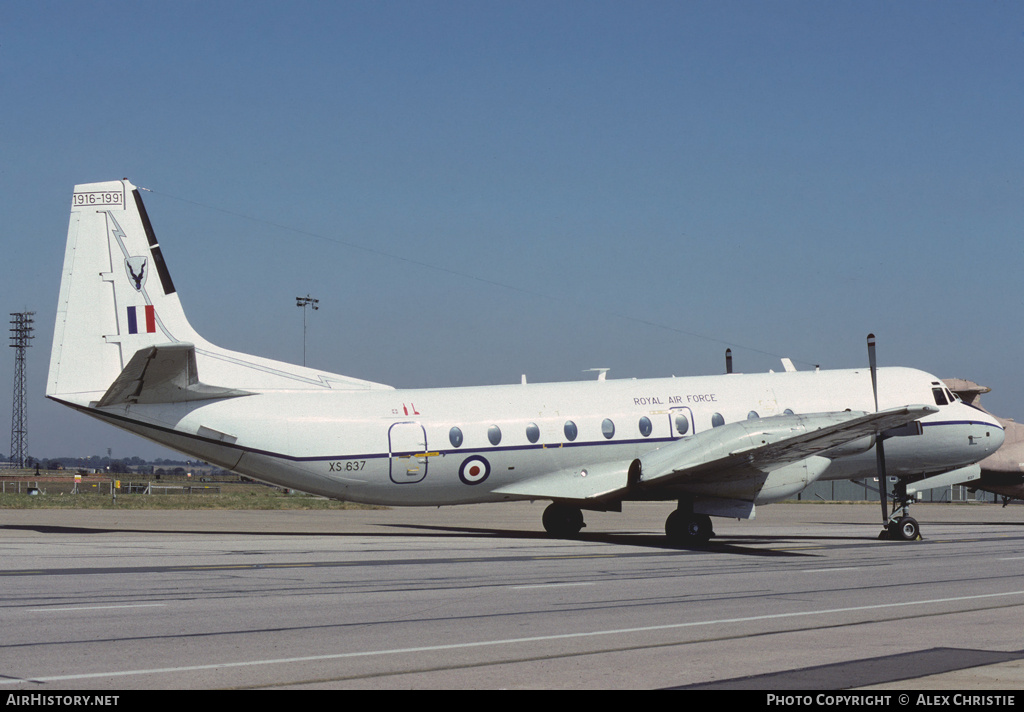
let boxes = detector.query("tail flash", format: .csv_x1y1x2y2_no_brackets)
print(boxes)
48,179,390,407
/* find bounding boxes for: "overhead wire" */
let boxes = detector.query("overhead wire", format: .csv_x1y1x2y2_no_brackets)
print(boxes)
143,186,819,370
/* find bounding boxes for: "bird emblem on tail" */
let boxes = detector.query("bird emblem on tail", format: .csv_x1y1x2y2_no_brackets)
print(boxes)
125,256,148,291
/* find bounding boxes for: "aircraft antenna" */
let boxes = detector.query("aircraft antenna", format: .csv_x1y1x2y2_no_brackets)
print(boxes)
9,311,35,469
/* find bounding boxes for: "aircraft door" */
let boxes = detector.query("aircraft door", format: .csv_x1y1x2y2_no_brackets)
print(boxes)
389,422,428,484
669,407,694,439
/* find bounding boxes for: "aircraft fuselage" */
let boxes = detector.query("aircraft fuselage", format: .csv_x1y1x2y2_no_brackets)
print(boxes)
69,365,1000,507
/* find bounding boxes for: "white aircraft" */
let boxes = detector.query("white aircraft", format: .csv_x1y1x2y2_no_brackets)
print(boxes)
915,379,1024,505
47,179,1005,543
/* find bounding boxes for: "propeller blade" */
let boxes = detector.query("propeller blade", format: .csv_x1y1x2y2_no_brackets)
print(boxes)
868,334,888,526
875,438,888,522
867,333,879,412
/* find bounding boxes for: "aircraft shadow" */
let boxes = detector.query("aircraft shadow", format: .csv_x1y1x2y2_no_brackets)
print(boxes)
381,523,820,557
0,523,883,557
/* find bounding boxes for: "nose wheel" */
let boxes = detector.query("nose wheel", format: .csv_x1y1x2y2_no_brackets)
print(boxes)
883,515,920,541
878,480,922,541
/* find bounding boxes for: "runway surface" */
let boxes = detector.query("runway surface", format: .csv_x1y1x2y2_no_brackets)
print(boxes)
1,502,1023,690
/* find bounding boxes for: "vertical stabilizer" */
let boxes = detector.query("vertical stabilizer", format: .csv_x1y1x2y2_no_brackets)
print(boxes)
48,179,390,405
48,180,200,403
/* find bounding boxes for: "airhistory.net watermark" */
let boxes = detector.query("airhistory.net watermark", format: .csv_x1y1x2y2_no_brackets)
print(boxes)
5,696,119,707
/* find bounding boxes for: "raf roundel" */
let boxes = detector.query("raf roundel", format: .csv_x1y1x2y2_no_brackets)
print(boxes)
458,455,491,486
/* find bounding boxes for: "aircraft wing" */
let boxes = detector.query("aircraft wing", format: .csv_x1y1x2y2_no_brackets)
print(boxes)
493,460,633,504
494,406,937,504
636,405,937,489
97,343,252,407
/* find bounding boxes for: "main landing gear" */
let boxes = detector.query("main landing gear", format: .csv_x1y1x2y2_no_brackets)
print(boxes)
542,502,586,538
541,501,717,545
665,506,714,545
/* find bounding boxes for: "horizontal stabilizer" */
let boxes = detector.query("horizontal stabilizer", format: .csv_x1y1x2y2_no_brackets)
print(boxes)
97,343,252,407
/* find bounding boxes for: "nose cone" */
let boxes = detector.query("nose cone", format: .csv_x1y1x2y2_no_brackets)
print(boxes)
989,415,1006,449
964,404,1005,455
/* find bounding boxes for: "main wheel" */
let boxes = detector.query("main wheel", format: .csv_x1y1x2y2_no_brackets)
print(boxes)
665,510,714,545
542,502,585,537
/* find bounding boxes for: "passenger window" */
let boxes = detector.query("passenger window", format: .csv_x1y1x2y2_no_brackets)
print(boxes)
932,388,948,406
526,422,540,444
784,409,795,415
747,411,759,420
488,425,502,446
601,418,615,439
674,414,689,435
564,421,578,442
712,413,725,428
639,416,653,437
449,427,463,448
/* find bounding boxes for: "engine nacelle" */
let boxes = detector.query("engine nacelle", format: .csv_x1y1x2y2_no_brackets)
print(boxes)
752,455,831,504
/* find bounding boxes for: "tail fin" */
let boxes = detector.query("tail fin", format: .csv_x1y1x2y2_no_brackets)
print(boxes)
48,179,390,406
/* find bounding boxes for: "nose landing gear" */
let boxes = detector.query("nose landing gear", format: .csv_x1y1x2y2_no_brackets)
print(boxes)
878,479,921,541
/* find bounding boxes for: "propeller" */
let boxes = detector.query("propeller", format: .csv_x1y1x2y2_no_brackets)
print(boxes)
867,334,889,530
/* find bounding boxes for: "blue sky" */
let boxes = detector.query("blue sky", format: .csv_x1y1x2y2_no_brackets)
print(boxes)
2,1,1023,460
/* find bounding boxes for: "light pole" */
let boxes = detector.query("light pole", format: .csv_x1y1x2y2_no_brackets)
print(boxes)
295,295,319,366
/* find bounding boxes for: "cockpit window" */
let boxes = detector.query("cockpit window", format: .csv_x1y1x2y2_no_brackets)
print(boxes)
932,387,948,406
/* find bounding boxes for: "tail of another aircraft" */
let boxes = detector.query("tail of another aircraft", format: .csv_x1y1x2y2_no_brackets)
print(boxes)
48,179,390,407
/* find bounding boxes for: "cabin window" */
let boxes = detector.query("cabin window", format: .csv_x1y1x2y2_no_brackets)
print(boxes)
747,411,759,420
564,421,578,441
526,422,540,444
639,416,653,437
601,418,615,439
674,414,689,435
932,388,948,406
711,413,725,428
488,425,502,446
449,427,463,448
784,408,795,415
